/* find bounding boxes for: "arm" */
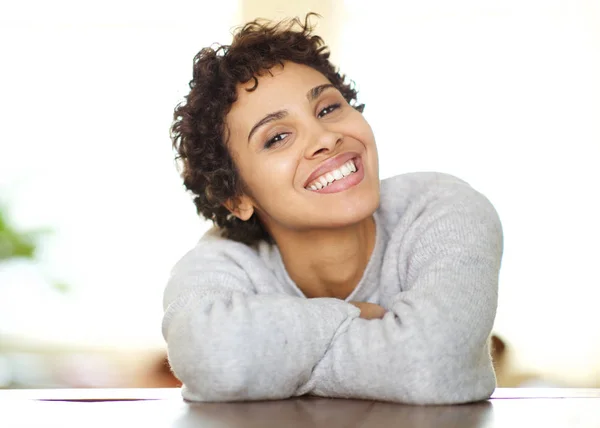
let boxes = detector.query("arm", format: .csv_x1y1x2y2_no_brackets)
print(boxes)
162,240,361,402
298,180,503,404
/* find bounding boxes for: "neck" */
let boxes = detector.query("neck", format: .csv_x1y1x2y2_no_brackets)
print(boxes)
273,215,377,299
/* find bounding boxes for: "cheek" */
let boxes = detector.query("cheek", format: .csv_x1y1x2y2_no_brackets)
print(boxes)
244,154,298,197
360,119,376,144
345,112,375,143
271,155,297,179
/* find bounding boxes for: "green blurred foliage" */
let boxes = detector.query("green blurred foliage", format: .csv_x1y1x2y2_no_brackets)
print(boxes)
0,208,36,261
0,205,69,292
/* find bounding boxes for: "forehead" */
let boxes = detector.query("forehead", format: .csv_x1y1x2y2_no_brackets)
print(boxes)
241,62,330,100
227,62,331,128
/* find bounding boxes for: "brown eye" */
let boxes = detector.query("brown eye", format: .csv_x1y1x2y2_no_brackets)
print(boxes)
264,132,289,149
318,103,341,118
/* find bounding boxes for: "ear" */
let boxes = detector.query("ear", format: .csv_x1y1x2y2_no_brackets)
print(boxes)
224,194,255,221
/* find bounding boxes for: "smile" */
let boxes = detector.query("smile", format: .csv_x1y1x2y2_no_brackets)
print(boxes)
305,157,365,194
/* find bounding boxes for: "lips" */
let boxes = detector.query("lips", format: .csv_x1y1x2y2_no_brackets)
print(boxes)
304,152,360,188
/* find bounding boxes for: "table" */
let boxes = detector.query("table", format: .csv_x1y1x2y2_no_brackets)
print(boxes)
1,388,599,427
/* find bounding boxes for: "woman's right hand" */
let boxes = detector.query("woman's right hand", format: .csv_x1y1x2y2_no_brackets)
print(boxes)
348,301,387,320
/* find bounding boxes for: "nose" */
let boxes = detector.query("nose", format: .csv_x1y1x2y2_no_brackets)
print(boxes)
303,122,343,159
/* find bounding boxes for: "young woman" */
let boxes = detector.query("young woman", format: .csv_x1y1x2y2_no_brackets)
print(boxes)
163,15,503,405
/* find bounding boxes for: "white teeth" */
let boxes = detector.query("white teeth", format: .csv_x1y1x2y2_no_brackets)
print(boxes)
306,158,359,191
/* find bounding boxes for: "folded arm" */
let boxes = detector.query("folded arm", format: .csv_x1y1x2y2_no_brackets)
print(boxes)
162,243,361,402
298,182,503,404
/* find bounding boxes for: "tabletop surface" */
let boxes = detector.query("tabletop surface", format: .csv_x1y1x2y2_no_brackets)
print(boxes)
1,388,599,428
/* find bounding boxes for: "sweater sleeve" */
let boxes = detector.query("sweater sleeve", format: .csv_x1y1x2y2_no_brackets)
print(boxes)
161,240,361,402
296,179,503,404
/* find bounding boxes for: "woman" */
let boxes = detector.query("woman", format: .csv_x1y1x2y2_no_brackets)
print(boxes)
163,14,503,404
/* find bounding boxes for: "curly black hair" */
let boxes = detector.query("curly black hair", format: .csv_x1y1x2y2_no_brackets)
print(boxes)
170,13,365,246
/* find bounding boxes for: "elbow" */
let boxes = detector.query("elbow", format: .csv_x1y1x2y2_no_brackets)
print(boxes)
411,316,497,404
406,349,496,405
428,362,495,405
164,317,297,402
167,338,254,402
164,316,255,401
162,298,259,401
179,369,254,403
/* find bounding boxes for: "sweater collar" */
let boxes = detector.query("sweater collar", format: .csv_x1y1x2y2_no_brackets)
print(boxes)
272,210,387,301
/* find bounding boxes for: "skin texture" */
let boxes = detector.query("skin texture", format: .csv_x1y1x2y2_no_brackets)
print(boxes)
224,62,382,301
349,301,387,320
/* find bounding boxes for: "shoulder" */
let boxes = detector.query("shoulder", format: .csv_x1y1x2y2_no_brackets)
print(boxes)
380,171,469,199
377,172,471,221
376,171,501,237
171,226,277,277
164,227,279,306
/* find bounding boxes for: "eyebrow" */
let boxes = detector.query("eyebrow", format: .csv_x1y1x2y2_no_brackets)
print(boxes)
307,83,335,102
247,110,288,143
247,83,336,143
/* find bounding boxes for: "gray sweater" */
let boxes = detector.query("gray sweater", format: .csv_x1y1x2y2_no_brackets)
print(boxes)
162,172,503,404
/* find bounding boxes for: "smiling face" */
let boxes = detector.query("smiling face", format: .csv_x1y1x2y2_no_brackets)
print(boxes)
225,61,380,240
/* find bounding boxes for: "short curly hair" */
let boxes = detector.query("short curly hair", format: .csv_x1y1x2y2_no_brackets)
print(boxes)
170,13,365,246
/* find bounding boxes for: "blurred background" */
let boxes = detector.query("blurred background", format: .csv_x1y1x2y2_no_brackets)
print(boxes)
0,0,598,389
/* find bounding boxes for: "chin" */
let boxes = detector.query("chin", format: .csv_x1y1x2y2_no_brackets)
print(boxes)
330,198,380,228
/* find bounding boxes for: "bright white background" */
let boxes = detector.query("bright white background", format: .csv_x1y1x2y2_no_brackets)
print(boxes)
0,0,599,384
340,0,600,383
0,0,238,348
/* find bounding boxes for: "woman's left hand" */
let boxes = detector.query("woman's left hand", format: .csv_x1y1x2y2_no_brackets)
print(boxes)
348,301,387,320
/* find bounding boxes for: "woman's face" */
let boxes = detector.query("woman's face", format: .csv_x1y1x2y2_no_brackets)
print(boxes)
225,61,380,236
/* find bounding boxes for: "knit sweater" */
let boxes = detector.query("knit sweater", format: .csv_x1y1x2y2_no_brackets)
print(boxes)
162,171,503,404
